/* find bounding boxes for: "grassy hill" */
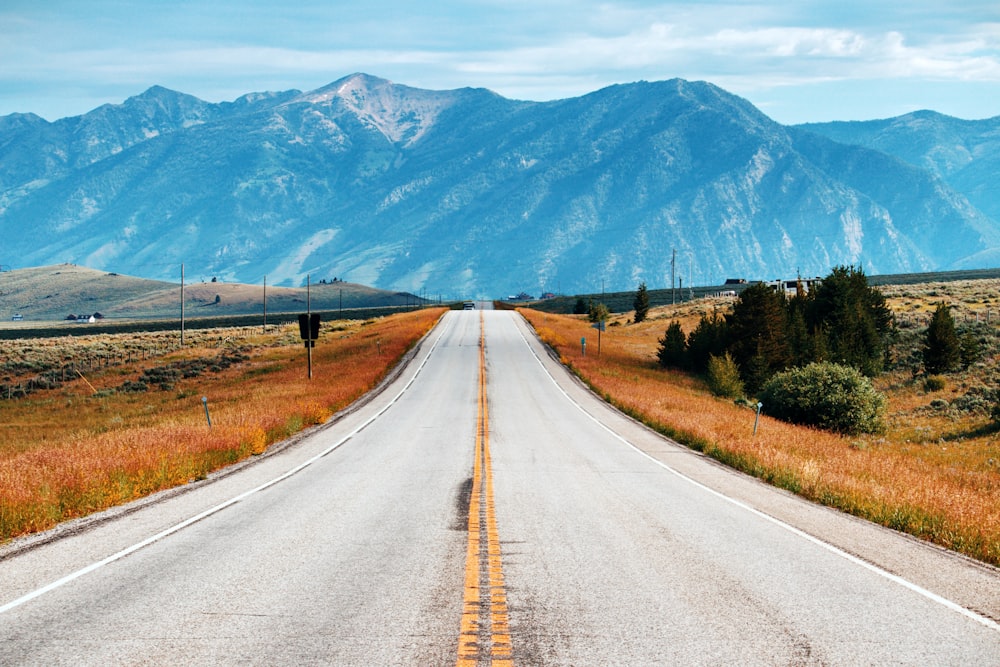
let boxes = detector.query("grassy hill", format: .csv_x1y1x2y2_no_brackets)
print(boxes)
0,264,425,326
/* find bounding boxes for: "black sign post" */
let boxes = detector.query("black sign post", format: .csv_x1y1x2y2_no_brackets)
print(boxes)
298,312,320,379
591,319,605,356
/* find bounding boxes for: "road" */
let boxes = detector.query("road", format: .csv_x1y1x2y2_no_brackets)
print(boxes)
0,309,998,665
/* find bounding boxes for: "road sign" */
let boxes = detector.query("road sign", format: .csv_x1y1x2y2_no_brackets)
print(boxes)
298,313,320,347
591,321,606,331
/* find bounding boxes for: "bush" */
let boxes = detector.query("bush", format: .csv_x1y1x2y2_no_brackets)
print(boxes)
923,375,946,392
952,386,998,415
589,302,609,324
706,352,744,398
759,362,887,435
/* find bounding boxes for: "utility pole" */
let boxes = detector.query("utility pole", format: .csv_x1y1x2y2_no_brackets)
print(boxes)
307,274,312,380
671,249,676,305
180,263,185,346
263,275,267,333
689,255,694,300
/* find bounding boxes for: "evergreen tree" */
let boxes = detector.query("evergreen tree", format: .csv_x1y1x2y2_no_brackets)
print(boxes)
572,297,588,315
785,291,817,367
960,330,983,369
686,309,729,374
923,303,961,374
807,265,894,376
657,320,687,369
633,282,650,324
726,282,789,389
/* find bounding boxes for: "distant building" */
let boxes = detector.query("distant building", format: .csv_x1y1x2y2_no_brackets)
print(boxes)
766,277,822,296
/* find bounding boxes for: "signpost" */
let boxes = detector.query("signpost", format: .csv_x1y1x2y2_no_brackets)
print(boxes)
591,320,605,356
298,312,320,379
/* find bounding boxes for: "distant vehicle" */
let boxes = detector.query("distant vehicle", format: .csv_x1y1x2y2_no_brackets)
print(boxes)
463,301,476,310
11,313,23,321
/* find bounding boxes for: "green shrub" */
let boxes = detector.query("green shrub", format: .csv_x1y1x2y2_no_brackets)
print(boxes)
923,375,946,392
952,386,998,415
706,352,744,398
759,362,887,435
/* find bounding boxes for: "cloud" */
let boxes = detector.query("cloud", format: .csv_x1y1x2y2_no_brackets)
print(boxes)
1,1,999,122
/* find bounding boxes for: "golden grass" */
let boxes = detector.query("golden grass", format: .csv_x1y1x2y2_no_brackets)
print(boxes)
0,308,445,541
522,307,1000,566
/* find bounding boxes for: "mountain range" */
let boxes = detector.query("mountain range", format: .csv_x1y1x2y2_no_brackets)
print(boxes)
1,73,998,298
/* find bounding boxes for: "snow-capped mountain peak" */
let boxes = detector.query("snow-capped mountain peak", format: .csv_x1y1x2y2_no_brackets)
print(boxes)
290,73,456,145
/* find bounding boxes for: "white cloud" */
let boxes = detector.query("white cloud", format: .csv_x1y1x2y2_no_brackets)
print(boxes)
1,1,998,121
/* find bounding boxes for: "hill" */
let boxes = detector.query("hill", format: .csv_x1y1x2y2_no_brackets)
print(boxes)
0,264,421,324
1,75,998,297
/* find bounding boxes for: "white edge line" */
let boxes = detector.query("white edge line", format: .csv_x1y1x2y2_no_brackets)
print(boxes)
0,314,453,616
512,314,1000,634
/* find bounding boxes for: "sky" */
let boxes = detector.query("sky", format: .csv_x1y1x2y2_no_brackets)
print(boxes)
1,1,998,125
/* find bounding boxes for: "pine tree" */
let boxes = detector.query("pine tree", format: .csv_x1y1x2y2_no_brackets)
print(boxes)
657,320,687,369
923,303,961,374
726,282,789,388
807,265,894,376
686,309,729,374
633,282,650,324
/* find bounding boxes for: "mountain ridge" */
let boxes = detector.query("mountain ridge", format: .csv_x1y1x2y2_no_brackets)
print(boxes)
1,74,997,298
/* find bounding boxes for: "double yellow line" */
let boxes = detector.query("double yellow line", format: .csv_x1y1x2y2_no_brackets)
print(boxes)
457,313,514,667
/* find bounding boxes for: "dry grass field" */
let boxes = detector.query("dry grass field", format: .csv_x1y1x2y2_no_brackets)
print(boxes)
521,278,1000,566
0,308,445,542
3,277,998,566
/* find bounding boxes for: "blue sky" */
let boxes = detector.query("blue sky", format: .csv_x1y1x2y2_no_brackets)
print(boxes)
2,1,998,124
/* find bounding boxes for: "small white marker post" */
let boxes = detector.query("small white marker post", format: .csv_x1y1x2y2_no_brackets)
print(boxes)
202,396,212,428
753,401,763,436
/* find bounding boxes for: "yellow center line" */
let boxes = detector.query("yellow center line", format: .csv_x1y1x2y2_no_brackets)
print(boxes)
457,313,514,667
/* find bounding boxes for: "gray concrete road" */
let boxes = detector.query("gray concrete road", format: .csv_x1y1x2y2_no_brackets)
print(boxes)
0,310,997,665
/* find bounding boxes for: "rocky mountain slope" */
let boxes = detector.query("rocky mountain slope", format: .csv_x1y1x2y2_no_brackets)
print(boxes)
799,112,1000,264
1,74,997,297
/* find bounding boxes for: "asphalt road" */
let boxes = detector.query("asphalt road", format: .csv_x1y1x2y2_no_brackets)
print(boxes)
0,310,998,665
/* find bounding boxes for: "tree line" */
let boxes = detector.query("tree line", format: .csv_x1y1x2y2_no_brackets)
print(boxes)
656,266,894,394
640,265,996,435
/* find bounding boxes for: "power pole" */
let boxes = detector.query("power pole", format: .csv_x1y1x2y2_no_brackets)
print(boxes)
180,263,185,346
307,274,312,380
671,249,676,305
263,275,267,333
